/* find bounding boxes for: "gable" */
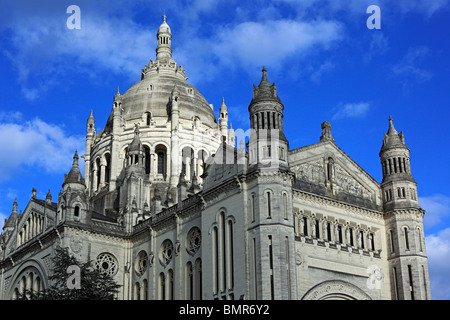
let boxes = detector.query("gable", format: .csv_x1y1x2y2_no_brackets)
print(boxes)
4,199,57,255
289,141,382,209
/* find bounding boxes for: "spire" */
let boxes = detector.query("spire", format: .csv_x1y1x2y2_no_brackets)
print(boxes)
12,198,18,214
381,116,407,153
63,150,85,187
46,189,52,205
387,116,398,136
156,13,172,61
251,66,280,103
260,66,269,85
87,109,95,131
115,86,120,97
73,149,79,166
219,97,228,115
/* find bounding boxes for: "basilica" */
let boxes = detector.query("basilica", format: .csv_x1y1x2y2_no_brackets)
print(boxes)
0,16,431,300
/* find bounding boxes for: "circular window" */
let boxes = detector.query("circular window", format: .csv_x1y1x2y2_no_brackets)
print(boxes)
187,227,201,255
95,253,118,276
159,240,174,266
135,251,149,276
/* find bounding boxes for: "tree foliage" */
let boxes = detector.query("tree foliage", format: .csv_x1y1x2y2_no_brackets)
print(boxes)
23,246,120,300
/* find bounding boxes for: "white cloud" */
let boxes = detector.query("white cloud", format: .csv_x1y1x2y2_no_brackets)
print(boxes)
2,0,347,94
274,0,449,18
310,60,335,83
392,0,450,18
0,113,84,183
212,19,343,70
420,194,450,299
392,46,432,84
363,32,389,63
426,228,450,299
421,194,450,230
331,102,371,121
176,18,344,84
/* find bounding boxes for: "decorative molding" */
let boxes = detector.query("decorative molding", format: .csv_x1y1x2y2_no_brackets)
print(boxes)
301,280,372,300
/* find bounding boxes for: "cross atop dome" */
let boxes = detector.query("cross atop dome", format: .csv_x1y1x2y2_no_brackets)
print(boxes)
156,13,172,62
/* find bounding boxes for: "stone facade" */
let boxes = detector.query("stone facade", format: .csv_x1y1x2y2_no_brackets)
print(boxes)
0,16,431,300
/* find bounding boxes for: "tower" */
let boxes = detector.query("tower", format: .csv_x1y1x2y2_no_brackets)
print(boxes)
380,116,431,300
219,98,228,139
156,14,172,62
119,124,151,230
85,110,95,193
58,150,88,224
246,67,296,300
248,66,289,170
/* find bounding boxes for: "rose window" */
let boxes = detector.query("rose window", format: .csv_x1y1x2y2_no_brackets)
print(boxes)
95,253,118,276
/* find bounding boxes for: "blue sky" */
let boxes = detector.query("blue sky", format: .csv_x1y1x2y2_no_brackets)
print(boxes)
0,0,449,299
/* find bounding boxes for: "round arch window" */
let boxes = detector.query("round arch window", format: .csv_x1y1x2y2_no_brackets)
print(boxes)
186,227,201,255
135,250,149,277
159,240,174,266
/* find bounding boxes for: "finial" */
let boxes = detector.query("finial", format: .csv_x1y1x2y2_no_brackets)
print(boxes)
260,66,269,83
12,198,18,214
387,115,398,135
163,11,166,22
72,150,79,166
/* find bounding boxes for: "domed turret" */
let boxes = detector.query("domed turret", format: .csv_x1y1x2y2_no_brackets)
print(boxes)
156,14,172,62
63,150,85,188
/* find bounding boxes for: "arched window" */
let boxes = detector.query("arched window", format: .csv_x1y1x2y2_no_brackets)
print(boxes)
417,227,423,252
135,282,141,300
186,262,193,300
158,152,165,175
327,157,335,180
250,194,256,222
212,226,219,295
194,258,202,300
404,227,410,251
159,273,165,300
145,112,151,126
167,269,174,300
144,146,150,175
95,158,101,190
104,153,111,184
390,229,396,253
74,206,80,217
266,191,272,218
142,279,148,300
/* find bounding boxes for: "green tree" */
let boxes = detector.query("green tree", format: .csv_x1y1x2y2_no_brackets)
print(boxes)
25,246,120,300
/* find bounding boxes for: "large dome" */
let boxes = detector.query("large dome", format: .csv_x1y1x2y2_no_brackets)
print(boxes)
120,74,217,128
115,15,217,130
